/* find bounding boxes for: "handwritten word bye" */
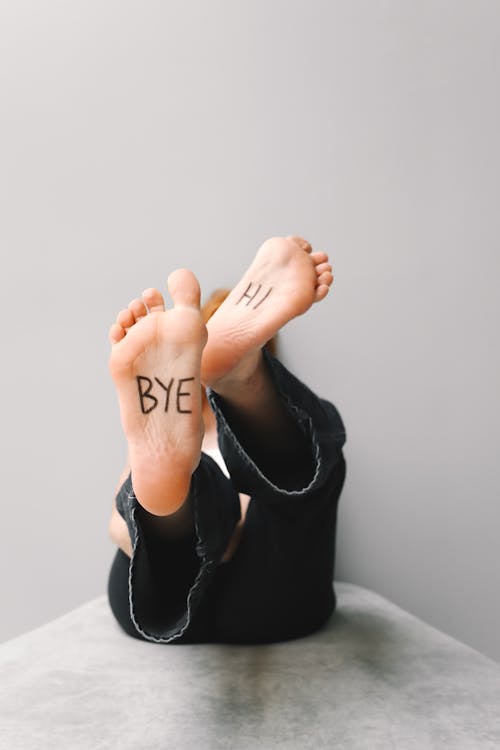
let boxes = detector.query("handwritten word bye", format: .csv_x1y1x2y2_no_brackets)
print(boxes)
136,375,195,414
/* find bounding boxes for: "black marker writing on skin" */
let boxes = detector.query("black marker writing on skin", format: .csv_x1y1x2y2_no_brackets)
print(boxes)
237,282,262,306
252,286,273,309
236,282,273,309
136,376,195,414
155,377,175,411
176,377,195,413
136,376,157,414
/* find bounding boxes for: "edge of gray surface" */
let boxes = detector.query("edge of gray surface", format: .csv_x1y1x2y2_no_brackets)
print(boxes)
1,581,499,750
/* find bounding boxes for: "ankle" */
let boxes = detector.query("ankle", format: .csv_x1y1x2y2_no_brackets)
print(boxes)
208,350,265,401
135,493,195,540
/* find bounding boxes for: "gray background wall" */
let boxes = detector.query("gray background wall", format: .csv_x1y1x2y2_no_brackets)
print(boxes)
1,0,499,661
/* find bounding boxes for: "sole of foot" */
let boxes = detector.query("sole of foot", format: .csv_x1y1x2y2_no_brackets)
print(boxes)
201,235,334,388
108,269,207,516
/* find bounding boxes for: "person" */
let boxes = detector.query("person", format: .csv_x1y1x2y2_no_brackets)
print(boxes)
106,235,347,644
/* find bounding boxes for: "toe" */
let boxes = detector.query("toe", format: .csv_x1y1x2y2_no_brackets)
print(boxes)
116,308,135,330
315,262,332,276
142,287,165,313
167,269,201,309
287,236,312,253
315,284,330,302
311,251,329,266
128,297,148,322
317,271,333,287
109,323,126,345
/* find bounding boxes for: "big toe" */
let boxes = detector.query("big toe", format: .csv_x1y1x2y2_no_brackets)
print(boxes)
167,268,202,309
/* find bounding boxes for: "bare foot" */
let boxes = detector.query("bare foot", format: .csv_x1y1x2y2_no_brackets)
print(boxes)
108,269,207,516
201,236,334,388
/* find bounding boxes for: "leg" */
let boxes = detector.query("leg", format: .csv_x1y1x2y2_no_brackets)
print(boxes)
202,235,337,491
206,348,347,644
108,269,207,518
107,271,241,642
108,456,241,643
199,236,346,642
205,350,316,490
211,448,346,644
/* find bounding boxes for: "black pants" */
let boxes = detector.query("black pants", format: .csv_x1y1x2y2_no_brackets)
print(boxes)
107,351,347,645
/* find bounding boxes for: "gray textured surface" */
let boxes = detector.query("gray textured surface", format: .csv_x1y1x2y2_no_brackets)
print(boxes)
1,582,499,750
